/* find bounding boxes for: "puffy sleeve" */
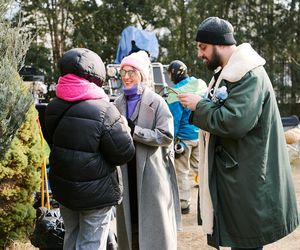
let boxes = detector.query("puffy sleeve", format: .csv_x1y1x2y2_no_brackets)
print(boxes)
100,104,135,166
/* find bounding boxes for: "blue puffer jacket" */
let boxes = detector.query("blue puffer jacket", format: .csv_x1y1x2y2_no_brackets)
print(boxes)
45,98,135,210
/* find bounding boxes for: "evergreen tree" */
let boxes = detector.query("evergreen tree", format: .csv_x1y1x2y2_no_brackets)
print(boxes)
0,0,43,247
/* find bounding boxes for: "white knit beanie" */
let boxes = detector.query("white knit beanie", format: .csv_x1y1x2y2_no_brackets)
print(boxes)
120,51,151,82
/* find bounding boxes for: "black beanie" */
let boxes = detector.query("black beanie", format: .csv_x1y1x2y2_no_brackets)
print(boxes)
195,17,236,45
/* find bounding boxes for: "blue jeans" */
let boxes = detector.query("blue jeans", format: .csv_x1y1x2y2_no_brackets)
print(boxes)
231,247,263,250
60,205,113,250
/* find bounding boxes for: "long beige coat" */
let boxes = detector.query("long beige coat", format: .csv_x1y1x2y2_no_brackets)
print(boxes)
114,87,182,250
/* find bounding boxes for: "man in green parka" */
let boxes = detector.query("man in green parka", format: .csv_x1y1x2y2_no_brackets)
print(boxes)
178,16,299,250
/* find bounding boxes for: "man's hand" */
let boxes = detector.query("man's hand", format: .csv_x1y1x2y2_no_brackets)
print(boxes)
177,93,202,111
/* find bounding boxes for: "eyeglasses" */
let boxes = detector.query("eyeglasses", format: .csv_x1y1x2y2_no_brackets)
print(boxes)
119,69,137,77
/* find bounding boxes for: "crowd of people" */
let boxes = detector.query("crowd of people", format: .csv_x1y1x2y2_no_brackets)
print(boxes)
44,16,299,250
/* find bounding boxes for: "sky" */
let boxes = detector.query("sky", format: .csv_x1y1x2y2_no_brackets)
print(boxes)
5,1,19,20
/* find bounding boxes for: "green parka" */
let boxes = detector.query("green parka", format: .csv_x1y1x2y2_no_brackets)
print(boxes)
191,43,299,249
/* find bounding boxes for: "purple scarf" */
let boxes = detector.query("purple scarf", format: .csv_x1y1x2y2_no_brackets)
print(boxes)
123,85,142,118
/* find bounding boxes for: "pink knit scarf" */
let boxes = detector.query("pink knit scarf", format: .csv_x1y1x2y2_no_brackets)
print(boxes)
56,74,109,102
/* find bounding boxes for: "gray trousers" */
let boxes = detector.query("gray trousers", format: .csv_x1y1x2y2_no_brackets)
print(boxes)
175,139,200,207
60,205,113,250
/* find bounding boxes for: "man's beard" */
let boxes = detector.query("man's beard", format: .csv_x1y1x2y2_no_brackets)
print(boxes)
206,47,222,71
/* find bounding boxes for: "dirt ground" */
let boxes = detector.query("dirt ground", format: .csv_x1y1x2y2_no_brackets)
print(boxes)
178,163,300,250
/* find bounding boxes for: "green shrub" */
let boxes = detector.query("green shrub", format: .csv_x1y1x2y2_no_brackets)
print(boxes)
0,105,43,248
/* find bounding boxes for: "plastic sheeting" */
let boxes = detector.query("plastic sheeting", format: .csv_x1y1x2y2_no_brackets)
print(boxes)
115,26,159,63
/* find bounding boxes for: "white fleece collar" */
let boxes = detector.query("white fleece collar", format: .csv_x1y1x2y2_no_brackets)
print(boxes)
221,43,266,83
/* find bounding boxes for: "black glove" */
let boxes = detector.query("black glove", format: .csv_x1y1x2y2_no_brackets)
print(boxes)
127,118,135,136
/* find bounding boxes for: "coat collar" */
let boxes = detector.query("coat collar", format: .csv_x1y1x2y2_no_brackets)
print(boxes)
114,94,127,116
221,43,266,82
140,87,155,106
114,86,154,116
208,43,266,92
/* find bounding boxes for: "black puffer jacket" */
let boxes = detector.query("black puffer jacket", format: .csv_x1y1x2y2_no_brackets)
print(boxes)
45,98,135,210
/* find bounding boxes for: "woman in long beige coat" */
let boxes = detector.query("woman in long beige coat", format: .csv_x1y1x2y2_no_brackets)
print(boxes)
114,51,181,250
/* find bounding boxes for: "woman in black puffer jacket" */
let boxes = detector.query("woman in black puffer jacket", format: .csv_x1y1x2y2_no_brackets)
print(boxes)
45,48,135,250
